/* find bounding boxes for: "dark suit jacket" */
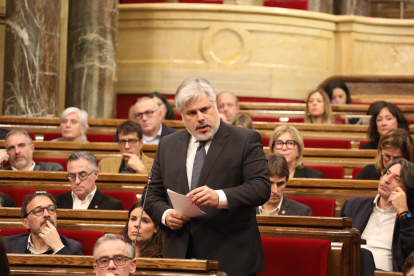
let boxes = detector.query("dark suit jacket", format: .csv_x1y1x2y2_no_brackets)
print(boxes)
339,197,414,271
1,194,16,207
355,164,381,180
360,141,378,150
3,162,64,171
0,129,9,140
294,166,324,179
256,196,312,216
3,233,83,255
145,122,270,276
114,123,176,142
54,189,124,210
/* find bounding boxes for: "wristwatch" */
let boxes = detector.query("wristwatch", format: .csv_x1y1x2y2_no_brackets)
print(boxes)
399,212,413,220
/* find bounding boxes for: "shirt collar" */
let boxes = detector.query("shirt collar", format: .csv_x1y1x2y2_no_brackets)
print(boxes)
12,161,36,171
27,234,50,254
143,123,162,142
259,196,284,215
71,186,97,202
373,194,396,213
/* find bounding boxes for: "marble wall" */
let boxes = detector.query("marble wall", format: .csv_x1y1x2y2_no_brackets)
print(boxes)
2,0,61,116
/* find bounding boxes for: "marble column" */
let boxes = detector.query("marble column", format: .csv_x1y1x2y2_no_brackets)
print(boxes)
333,0,370,15
308,0,334,14
2,0,61,116
65,0,118,119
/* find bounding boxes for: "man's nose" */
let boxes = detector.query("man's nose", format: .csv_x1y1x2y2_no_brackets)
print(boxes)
196,111,204,121
107,259,117,269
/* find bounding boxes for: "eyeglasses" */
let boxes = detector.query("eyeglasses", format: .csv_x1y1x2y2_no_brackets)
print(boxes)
66,169,96,182
25,204,57,218
272,140,296,150
133,110,157,120
95,255,132,268
381,153,401,163
118,139,139,147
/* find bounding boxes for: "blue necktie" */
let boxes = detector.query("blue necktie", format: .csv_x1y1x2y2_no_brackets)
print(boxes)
191,141,206,190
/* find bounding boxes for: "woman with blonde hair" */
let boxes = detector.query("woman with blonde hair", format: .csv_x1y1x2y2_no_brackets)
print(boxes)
355,128,414,180
305,89,332,124
269,125,324,179
230,114,254,130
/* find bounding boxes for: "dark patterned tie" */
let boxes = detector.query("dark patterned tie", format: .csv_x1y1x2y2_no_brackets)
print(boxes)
191,141,206,190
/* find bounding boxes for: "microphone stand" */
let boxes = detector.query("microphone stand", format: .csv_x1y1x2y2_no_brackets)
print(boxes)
134,171,152,247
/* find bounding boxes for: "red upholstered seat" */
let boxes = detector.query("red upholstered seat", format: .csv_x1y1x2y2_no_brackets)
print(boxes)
33,158,68,171
0,188,37,207
0,228,28,237
359,140,371,149
258,237,330,276
122,0,165,3
58,230,105,255
43,133,114,143
287,196,335,217
304,139,351,149
262,137,270,147
46,189,136,211
250,116,304,123
263,0,308,10
43,133,62,141
179,0,223,3
27,132,36,141
307,165,344,179
352,167,363,179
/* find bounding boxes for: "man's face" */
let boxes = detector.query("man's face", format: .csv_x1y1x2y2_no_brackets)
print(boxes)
67,158,98,201
267,175,286,206
378,164,405,201
133,99,162,137
182,93,220,141
118,132,143,160
22,195,57,237
61,112,84,141
6,133,35,170
93,240,137,276
217,92,239,122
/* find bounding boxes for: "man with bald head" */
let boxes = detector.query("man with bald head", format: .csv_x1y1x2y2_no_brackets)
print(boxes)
132,97,176,144
217,91,240,122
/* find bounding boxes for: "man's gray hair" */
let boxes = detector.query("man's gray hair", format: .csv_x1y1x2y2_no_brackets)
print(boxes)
136,97,159,111
60,107,89,142
67,151,98,171
218,91,239,106
5,130,33,148
93,234,135,260
174,77,217,113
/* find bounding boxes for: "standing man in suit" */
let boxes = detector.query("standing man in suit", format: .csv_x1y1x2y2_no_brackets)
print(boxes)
0,130,63,171
54,151,123,210
99,120,153,174
257,153,312,216
2,192,83,255
145,77,270,276
339,159,414,272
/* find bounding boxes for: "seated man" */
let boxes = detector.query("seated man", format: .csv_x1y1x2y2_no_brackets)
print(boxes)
0,130,63,171
217,91,240,123
93,234,136,276
257,153,312,216
339,159,414,272
54,151,124,210
99,120,153,174
2,192,83,255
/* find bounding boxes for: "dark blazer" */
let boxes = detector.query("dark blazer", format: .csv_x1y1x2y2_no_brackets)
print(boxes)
1,194,16,207
0,129,9,140
294,166,325,179
54,189,124,210
355,164,381,180
339,197,414,271
3,233,83,255
360,141,378,150
256,196,312,216
145,122,270,276
160,123,177,137
3,162,64,172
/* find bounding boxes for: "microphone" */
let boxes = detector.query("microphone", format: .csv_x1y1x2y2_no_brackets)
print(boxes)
134,171,152,247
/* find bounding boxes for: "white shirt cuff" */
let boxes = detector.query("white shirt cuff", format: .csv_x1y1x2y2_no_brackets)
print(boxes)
52,245,65,254
162,209,173,226
216,190,228,209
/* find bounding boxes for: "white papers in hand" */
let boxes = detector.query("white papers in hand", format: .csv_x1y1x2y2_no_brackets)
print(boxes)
167,189,206,218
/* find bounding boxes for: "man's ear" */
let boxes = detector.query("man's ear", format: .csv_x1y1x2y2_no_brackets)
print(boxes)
30,143,35,152
22,218,30,230
93,263,99,275
130,259,137,274
94,169,99,180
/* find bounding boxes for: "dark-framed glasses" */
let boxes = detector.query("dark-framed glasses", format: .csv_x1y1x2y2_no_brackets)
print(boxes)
381,153,401,163
95,255,132,268
272,140,296,150
25,204,57,218
66,169,96,182
133,110,156,120
118,139,139,147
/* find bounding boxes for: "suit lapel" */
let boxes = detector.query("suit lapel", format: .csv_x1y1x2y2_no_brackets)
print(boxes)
88,189,102,210
197,122,228,187
13,235,29,253
176,131,191,193
279,196,289,215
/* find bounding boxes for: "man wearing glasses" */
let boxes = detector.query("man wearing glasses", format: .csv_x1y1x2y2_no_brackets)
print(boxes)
133,97,176,144
99,120,153,174
2,193,83,254
54,151,123,210
93,234,136,276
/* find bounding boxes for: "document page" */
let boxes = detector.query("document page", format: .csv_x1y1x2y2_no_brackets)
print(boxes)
167,189,206,217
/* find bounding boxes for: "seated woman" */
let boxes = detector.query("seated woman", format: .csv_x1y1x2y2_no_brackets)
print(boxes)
361,101,409,149
269,125,324,179
0,192,16,208
120,201,163,258
324,80,352,104
148,92,175,120
230,114,254,130
355,128,414,180
304,89,332,124
53,107,89,142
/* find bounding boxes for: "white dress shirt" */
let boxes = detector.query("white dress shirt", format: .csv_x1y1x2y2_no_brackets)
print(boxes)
71,186,97,210
143,123,162,144
12,161,36,171
27,234,64,254
259,197,284,216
